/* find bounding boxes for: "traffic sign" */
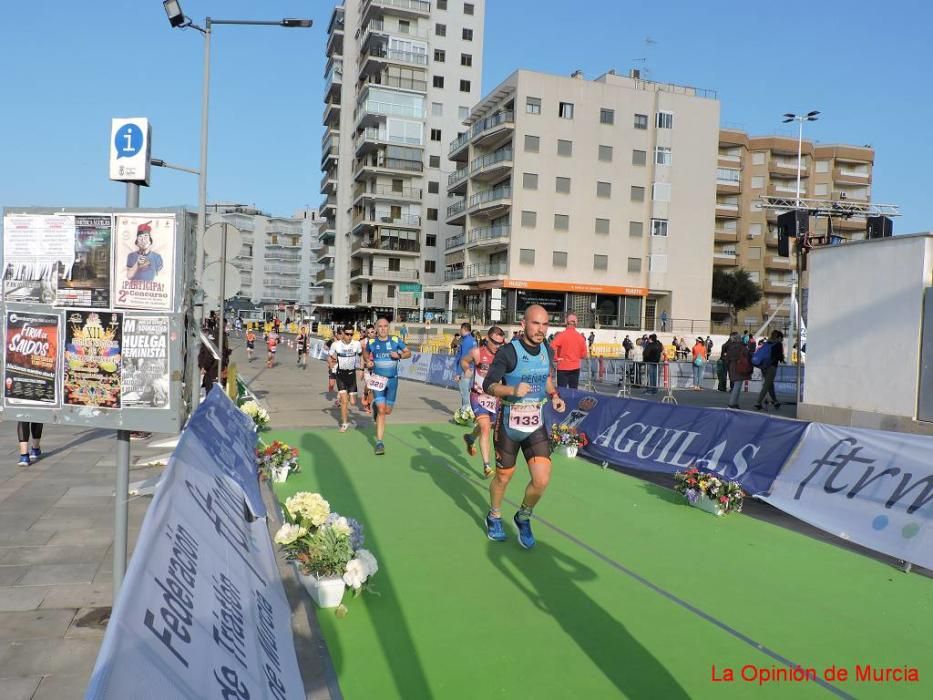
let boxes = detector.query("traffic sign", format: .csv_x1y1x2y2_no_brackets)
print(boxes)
203,222,243,261
109,118,152,186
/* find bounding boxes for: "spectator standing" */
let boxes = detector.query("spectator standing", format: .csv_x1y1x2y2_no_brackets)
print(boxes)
725,332,752,408
755,330,786,410
622,335,633,359
453,323,477,410
660,310,669,331
705,335,714,358
16,422,43,467
587,331,596,352
641,333,663,394
550,313,589,389
691,337,707,390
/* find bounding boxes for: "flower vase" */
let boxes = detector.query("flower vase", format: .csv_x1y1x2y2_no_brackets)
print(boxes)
272,466,289,483
296,568,346,608
558,445,578,459
690,496,725,517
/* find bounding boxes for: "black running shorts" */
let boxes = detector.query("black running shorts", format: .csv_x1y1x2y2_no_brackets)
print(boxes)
335,370,357,394
493,418,551,469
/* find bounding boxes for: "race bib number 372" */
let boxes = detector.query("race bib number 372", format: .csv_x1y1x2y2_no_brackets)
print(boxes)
508,403,541,432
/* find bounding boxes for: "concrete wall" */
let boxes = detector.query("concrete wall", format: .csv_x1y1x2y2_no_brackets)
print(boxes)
802,233,933,424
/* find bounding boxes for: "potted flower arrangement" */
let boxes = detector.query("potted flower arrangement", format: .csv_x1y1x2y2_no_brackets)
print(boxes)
257,441,300,483
673,466,744,516
240,400,270,431
275,491,377,609
549,423,589,459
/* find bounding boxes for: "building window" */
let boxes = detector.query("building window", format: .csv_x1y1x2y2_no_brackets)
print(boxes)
748,223,762,237
631,186,645,202
433,75,444,88
629,221,643,237
558,102,574,119
522,172,538,190
751,175,764,189
557,139,573,157
427,208,438,221
436,23,446,36
459,79,471,92
752,152,766,166
437,0,447,8
526,97,541,114
387,285,396,298
652,183,671,201
425,260,436,273
458,106,470,120
430,128,442,141
426,234,437,246
594,255,609,271
656,111,673,129
554,214,569,231
595,218,610,235
462,28,473,41
655,146,673,165
519,248,535,265
434,49,446,62
524,135,540,153
428,181,439,194
398,20,410,34
429,155,440,168
651,218,669,237
464,2,474,14
631,149,646,166
814,183,829,196
598,145,613,162
815,159,830,173
555,177,571,194
388,258,401,271
552,251,568,267
521,210,537,227
270,234,278,245
432,102,443,116
460,53,473,67
600,108,615,125
634,113,648,129
596,181,611,198
628,257,642,273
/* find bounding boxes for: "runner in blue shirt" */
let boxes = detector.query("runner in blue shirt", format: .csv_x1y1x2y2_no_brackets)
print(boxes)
363,317,411,455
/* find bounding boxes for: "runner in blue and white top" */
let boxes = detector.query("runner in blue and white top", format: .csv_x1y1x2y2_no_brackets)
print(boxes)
363,317,411,456
482,305,566,548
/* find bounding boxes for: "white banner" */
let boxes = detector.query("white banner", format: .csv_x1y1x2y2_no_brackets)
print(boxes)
86,388,303,699
763,423,933,570
398,350,431,383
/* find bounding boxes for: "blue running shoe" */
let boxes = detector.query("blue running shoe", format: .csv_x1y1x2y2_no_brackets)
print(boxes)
514,512,536,549
485,513,507,542
374,441,385,456
463,433,477,457
17,454,30,467
29,448,41,463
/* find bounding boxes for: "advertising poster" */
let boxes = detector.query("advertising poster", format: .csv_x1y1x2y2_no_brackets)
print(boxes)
121,316,170,408
2,214,76,303
55,215,112,308
4,311,60,405
113,214,175,310
63,310,123,408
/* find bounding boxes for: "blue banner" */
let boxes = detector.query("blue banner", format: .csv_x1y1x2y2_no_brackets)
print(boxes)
427,354,457,388
545,389,808,495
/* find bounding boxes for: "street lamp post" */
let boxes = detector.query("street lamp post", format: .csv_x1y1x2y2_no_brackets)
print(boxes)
163,1,311,413
781,110,819,405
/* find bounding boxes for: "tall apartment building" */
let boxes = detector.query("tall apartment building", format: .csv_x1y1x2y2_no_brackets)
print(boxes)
714,130,874,329
205,204,324,314
444,68,720,330
320,0,485,318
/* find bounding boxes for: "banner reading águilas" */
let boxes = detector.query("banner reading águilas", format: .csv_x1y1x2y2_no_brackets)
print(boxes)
4,311,60,406
122,316,170,409
114,215,174,310
63,311,123,408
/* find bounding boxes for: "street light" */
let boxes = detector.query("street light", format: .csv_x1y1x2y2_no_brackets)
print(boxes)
164,0,312,412
780,110,819,406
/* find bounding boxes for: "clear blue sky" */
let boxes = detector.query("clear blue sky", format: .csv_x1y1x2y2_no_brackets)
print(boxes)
1,1,930,233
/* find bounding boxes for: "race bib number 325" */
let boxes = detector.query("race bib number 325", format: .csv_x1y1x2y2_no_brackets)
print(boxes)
367,374,389,391
508,403,541,432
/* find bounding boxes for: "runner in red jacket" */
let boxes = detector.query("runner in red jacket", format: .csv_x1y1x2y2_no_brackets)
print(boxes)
549,313,589,389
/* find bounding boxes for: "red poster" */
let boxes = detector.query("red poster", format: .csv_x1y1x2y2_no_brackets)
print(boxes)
4,311,60,405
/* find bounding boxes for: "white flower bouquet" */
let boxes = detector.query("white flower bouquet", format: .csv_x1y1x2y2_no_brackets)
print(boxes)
240,400,270,431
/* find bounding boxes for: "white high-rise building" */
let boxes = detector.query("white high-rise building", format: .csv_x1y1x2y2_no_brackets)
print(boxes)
321,0,485,318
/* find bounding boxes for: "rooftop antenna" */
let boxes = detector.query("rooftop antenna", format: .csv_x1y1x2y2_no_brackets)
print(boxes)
632,37,657,80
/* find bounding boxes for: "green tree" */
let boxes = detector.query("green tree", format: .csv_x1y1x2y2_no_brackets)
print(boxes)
712,268,763,327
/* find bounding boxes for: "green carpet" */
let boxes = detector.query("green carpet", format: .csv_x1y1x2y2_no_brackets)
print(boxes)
271,423,930,700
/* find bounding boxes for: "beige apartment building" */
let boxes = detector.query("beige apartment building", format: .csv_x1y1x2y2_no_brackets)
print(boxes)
444,68,720,331
319,0,485,319
714,129,874,329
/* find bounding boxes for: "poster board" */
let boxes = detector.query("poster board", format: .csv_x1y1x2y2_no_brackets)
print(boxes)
1,207,193,433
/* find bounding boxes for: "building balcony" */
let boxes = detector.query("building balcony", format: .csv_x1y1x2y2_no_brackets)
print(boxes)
714,229,738,243
349,266,420,282
765,231,780,248
351,211,422,234
833,165,871,184
319,196,337,217
464,262,508,280
353,155,423,180
323,99,341,127
762,280,793,294
448,132,470,161
769,159,804,177
319,227,336,244
469,148,513,183
469,110,515,150
469,186,512,217
764,254,792,270
320,171,337,195
361,0,432,22
832,189,870,203
767,182,803,197
445,233,465,250
830,216,866,231
713,252,738,267
716,180,741,195
324,60,343,100
320,137,339,167
444,268,465,282
360,44,428,75
352,183,423,206
467,224,510,249
354,127,423,156
717,154,742,168
359,18,430,43
447,166,469,194
715,203,740,219
354,97,422,129
316,245,336,262
325,22,344,57
350,237,421,256
446,199,466,225
316,266,336,283
367,293,420,308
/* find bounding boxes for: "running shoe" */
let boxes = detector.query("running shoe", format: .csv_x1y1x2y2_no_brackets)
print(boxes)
17,454,30,467
482,463,494,479
463,433,477,457
485,513,507,542
514,512,536,549
339,423,349,433
28,448,41,463
374,441,385,456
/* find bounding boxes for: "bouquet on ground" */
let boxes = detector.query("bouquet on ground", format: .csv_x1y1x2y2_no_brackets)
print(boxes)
673,466,744,514
240,400,270,431
257,440,300,483
549,423,589,450
453,406,475,425
275,491,378,597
